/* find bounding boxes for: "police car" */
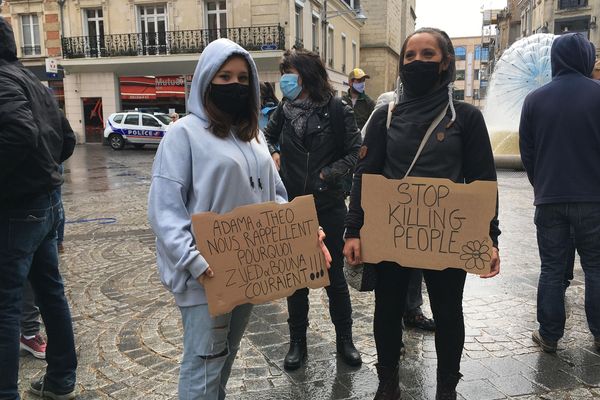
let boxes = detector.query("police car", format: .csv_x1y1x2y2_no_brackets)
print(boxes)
104,111,172,150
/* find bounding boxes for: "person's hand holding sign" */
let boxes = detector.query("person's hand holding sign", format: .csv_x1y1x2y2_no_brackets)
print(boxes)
318,227,332,269
343,238,361,266
479,247,500,279
197,266,215,285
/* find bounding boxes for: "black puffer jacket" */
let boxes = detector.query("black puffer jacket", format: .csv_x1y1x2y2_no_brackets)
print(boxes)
0,17,76,204
264,97,361,207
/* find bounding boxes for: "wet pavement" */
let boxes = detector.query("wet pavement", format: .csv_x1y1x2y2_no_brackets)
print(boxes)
17,144,600,400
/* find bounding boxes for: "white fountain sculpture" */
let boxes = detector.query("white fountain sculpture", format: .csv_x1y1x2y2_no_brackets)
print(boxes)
483,33,557,168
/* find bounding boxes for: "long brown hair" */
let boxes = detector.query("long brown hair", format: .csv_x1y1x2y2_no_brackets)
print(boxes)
203,55,259,142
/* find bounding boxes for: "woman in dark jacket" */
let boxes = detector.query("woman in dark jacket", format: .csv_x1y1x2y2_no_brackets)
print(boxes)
343,28,501,400
264,48,362,370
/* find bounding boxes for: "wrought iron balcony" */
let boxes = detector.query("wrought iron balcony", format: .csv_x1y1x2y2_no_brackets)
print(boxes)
61,25,285,59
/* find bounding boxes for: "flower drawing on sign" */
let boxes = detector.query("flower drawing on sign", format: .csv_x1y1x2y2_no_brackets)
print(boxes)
460,240,491,270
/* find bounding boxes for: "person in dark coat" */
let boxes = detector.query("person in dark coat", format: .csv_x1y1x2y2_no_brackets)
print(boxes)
0,16,77,399
264,48,362,370
342,68,376,130
519,32,600,354
344,28,500,400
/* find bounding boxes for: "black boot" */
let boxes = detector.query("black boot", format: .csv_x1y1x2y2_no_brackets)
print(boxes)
336,335,362,366
435,371,462,400
374,363,401,400
283,338,307,370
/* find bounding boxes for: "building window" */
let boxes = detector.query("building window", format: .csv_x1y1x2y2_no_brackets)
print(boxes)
473,89,480,100
295,5,303,48
474,69,480,81
206,1,227,41
554,17,591,36
327,26,334,67
456,70,465,81
343,0,355,8
453,90,465,101
352,41,357,69
21,14,41,56
558,0,588,9
312,15,319,52
455,46,466,61
83,9,104,57
139,4,168,55
474,45,489,61
341,34,347,73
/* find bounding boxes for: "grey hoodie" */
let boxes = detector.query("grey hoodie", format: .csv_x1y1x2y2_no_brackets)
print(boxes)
148,39,287,307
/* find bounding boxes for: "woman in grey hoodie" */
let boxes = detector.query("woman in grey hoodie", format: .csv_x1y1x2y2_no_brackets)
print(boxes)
147,39,288,399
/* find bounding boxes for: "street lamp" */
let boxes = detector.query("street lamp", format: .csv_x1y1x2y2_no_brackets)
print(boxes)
321,0,367,68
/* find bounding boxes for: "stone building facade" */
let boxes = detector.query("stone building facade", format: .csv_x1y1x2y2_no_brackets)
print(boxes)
358,0,415,99
4,0,363,143
1,0,65,107
497,0,600,57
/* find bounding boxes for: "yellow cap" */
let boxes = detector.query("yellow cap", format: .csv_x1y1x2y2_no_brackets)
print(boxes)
348,68,370,80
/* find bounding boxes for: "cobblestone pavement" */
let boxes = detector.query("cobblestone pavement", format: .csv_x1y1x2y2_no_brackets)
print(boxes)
17,144,600,400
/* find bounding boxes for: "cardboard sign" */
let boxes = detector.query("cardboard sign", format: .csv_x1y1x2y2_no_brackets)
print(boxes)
360,174,497,274
191,195,329,316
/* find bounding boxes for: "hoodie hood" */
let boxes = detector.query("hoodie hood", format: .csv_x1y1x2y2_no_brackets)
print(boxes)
551,32,595,78
0,16,18,62
187,38,260,121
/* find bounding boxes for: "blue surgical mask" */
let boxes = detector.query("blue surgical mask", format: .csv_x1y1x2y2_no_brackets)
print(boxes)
352,81,366,93
280,73,302,100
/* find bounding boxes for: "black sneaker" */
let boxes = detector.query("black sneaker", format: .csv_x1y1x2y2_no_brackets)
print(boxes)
29,376,76,400
532,330,557,353
404,312,436,332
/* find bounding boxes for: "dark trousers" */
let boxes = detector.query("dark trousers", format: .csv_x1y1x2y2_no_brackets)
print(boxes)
20,280,41,337
56,164,65,245
286,202,353,339
374,262,466,375
535,203,600,341
405,269,425,314
0,191,77,399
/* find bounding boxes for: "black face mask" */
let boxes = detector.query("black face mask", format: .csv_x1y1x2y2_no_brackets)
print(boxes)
400,60,442,98
208,83,250,116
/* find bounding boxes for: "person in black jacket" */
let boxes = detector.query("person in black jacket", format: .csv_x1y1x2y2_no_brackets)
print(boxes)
520,33,600,354
343,28,500,400
0,16,78,400
264,48,362,370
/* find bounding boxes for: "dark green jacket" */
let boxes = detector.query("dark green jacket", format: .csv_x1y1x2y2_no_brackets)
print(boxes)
341,89,375,130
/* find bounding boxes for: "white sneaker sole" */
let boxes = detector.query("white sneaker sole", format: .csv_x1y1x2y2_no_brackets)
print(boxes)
20,342,46,359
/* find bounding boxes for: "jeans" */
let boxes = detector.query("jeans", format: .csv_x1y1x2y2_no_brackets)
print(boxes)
179,303,253,400
286,202,353,339
535,202,600,341
56,164,65,245
374,262,466,375
0,190,77,399
20,280,41,337
563,227,576,289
